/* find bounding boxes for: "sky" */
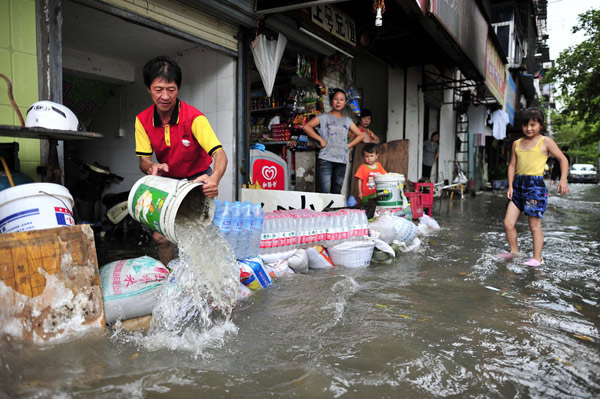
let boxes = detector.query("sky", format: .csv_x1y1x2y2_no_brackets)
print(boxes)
547,0,598,60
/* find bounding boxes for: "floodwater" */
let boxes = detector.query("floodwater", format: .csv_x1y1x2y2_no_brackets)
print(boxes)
1,183,599,398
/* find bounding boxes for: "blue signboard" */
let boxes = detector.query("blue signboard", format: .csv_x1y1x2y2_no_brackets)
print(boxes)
504,73,516,126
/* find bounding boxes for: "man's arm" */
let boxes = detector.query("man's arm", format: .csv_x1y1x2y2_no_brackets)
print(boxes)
193,148,227,198
139,156,169,176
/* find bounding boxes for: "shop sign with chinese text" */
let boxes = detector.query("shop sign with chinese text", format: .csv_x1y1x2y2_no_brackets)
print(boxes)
485,36,506,106
311,5,356,46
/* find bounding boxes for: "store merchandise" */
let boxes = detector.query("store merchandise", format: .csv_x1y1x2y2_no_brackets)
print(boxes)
259,209,370,254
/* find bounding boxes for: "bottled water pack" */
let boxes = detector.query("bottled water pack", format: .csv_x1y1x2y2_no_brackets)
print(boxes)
258,209,369,255
212,200,265,260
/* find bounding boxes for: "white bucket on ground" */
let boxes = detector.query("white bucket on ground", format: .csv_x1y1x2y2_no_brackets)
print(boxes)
375,173,404,207
128,175,214,244
0,183,74,233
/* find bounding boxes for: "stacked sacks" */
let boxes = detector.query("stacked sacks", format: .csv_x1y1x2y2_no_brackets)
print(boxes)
369,212,423,262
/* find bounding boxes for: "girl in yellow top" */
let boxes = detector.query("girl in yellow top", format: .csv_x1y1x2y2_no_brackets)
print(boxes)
499,107,570,266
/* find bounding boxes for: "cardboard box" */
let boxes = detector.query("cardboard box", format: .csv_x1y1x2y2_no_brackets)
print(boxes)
0,224,105,342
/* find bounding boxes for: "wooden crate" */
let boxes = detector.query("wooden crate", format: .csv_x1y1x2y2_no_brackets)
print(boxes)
0,224,105,342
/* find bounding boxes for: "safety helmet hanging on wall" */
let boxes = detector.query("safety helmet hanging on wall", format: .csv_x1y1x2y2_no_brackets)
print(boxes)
25,101,81,131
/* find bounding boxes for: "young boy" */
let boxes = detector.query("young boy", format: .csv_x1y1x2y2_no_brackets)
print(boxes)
499,107,569,266
354,144,387,203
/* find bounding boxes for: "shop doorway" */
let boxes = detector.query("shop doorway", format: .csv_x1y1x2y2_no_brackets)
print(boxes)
422,100,440,182
60,0,237,217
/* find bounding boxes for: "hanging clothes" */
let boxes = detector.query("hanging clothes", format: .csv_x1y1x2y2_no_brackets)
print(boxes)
491,109,509,140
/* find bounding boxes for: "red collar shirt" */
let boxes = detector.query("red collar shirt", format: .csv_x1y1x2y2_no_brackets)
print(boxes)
135,99,222,179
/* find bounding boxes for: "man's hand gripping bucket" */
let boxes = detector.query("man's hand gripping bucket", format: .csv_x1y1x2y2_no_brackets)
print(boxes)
127,175,215,244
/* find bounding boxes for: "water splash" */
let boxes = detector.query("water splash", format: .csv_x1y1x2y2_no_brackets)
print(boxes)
139,218,240,355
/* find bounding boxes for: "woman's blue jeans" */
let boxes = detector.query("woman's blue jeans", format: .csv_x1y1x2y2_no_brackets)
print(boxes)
317,159,346,194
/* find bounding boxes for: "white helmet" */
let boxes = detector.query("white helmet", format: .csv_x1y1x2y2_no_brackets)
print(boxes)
26,101,81,131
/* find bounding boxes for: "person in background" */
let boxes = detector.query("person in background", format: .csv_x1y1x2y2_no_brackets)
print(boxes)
499,107,569,267
549,146,570,191
422,131,439,182
135,55,228,265
354,144,386,203
303,88,366,194
349,109,380,143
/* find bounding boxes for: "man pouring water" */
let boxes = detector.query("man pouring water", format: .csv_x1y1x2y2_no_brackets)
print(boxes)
135,55,228,265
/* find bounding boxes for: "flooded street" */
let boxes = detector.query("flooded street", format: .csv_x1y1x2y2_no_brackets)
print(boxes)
2,183,599,398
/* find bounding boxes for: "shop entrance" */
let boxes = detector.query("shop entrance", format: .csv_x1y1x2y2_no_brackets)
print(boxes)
59,0,238,223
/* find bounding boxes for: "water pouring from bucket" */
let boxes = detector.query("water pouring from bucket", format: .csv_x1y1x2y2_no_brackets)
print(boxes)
126,176,239,350
128,175,215,244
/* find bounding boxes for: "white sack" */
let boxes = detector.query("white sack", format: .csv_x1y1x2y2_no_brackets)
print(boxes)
100,256,169,324
286,249,309,273
327,240,375,268
306,246,334,270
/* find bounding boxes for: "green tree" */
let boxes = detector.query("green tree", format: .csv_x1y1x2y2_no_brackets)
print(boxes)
545,8,600,161
550,112,598,163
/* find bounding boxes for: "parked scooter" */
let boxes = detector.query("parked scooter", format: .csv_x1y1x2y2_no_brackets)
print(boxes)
68,157,123,225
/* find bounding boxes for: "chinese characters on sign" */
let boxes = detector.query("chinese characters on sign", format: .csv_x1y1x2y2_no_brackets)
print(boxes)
485,36,506,106
311,5,356,46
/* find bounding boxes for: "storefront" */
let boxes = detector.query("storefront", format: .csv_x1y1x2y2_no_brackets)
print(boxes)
51,0,242,204
246,4,358,194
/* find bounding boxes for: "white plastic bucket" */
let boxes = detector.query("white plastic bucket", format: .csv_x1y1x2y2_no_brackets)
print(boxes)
375,173,405,207
0,183,74,233
128,176,214,244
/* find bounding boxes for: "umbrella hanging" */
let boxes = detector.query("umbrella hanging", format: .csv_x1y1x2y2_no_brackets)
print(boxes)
250,33,287,98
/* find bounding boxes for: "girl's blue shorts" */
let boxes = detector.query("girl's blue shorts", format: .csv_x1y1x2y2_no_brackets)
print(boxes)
509,175,548,218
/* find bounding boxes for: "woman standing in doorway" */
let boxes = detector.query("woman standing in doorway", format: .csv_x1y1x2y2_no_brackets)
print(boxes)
303,89,366,194
349,109,380,143
422,131,440,182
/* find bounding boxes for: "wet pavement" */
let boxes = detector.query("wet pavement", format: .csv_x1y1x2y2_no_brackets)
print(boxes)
1,182,599,398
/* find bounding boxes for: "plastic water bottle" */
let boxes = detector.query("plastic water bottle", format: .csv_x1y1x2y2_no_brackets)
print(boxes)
212,199,223,229
220,201,234,247
340,210,350,241
249,204,264,258
358,210,369,237
240,201,253,259
260,214,272,254
231,202,244,258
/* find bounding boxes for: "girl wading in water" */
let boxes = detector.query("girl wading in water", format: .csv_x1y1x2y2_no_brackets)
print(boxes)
499,107,570,266
303,89,366,194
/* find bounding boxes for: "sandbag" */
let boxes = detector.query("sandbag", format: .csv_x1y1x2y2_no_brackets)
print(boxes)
393,237,422,253
238,283,254,300
368,214,396,243
306,246,334,270
239,258,272,290
418,214,440,235
372,238,395,262
393,215,418,244
259,249,296,265
100,256,169,324
327,240,375,268
286,249,309,273
264,259,295,279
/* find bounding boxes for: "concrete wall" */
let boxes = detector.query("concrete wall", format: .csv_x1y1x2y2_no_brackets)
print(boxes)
0,0,41,180
74,47,236,202
438,87,457,182
354,52,388,142
387,66,424,182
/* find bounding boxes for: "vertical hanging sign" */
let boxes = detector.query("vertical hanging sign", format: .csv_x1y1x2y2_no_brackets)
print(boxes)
485,36,506,106
311,5,357,46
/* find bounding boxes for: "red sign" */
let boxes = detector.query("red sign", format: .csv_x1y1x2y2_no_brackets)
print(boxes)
252,158,286,190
